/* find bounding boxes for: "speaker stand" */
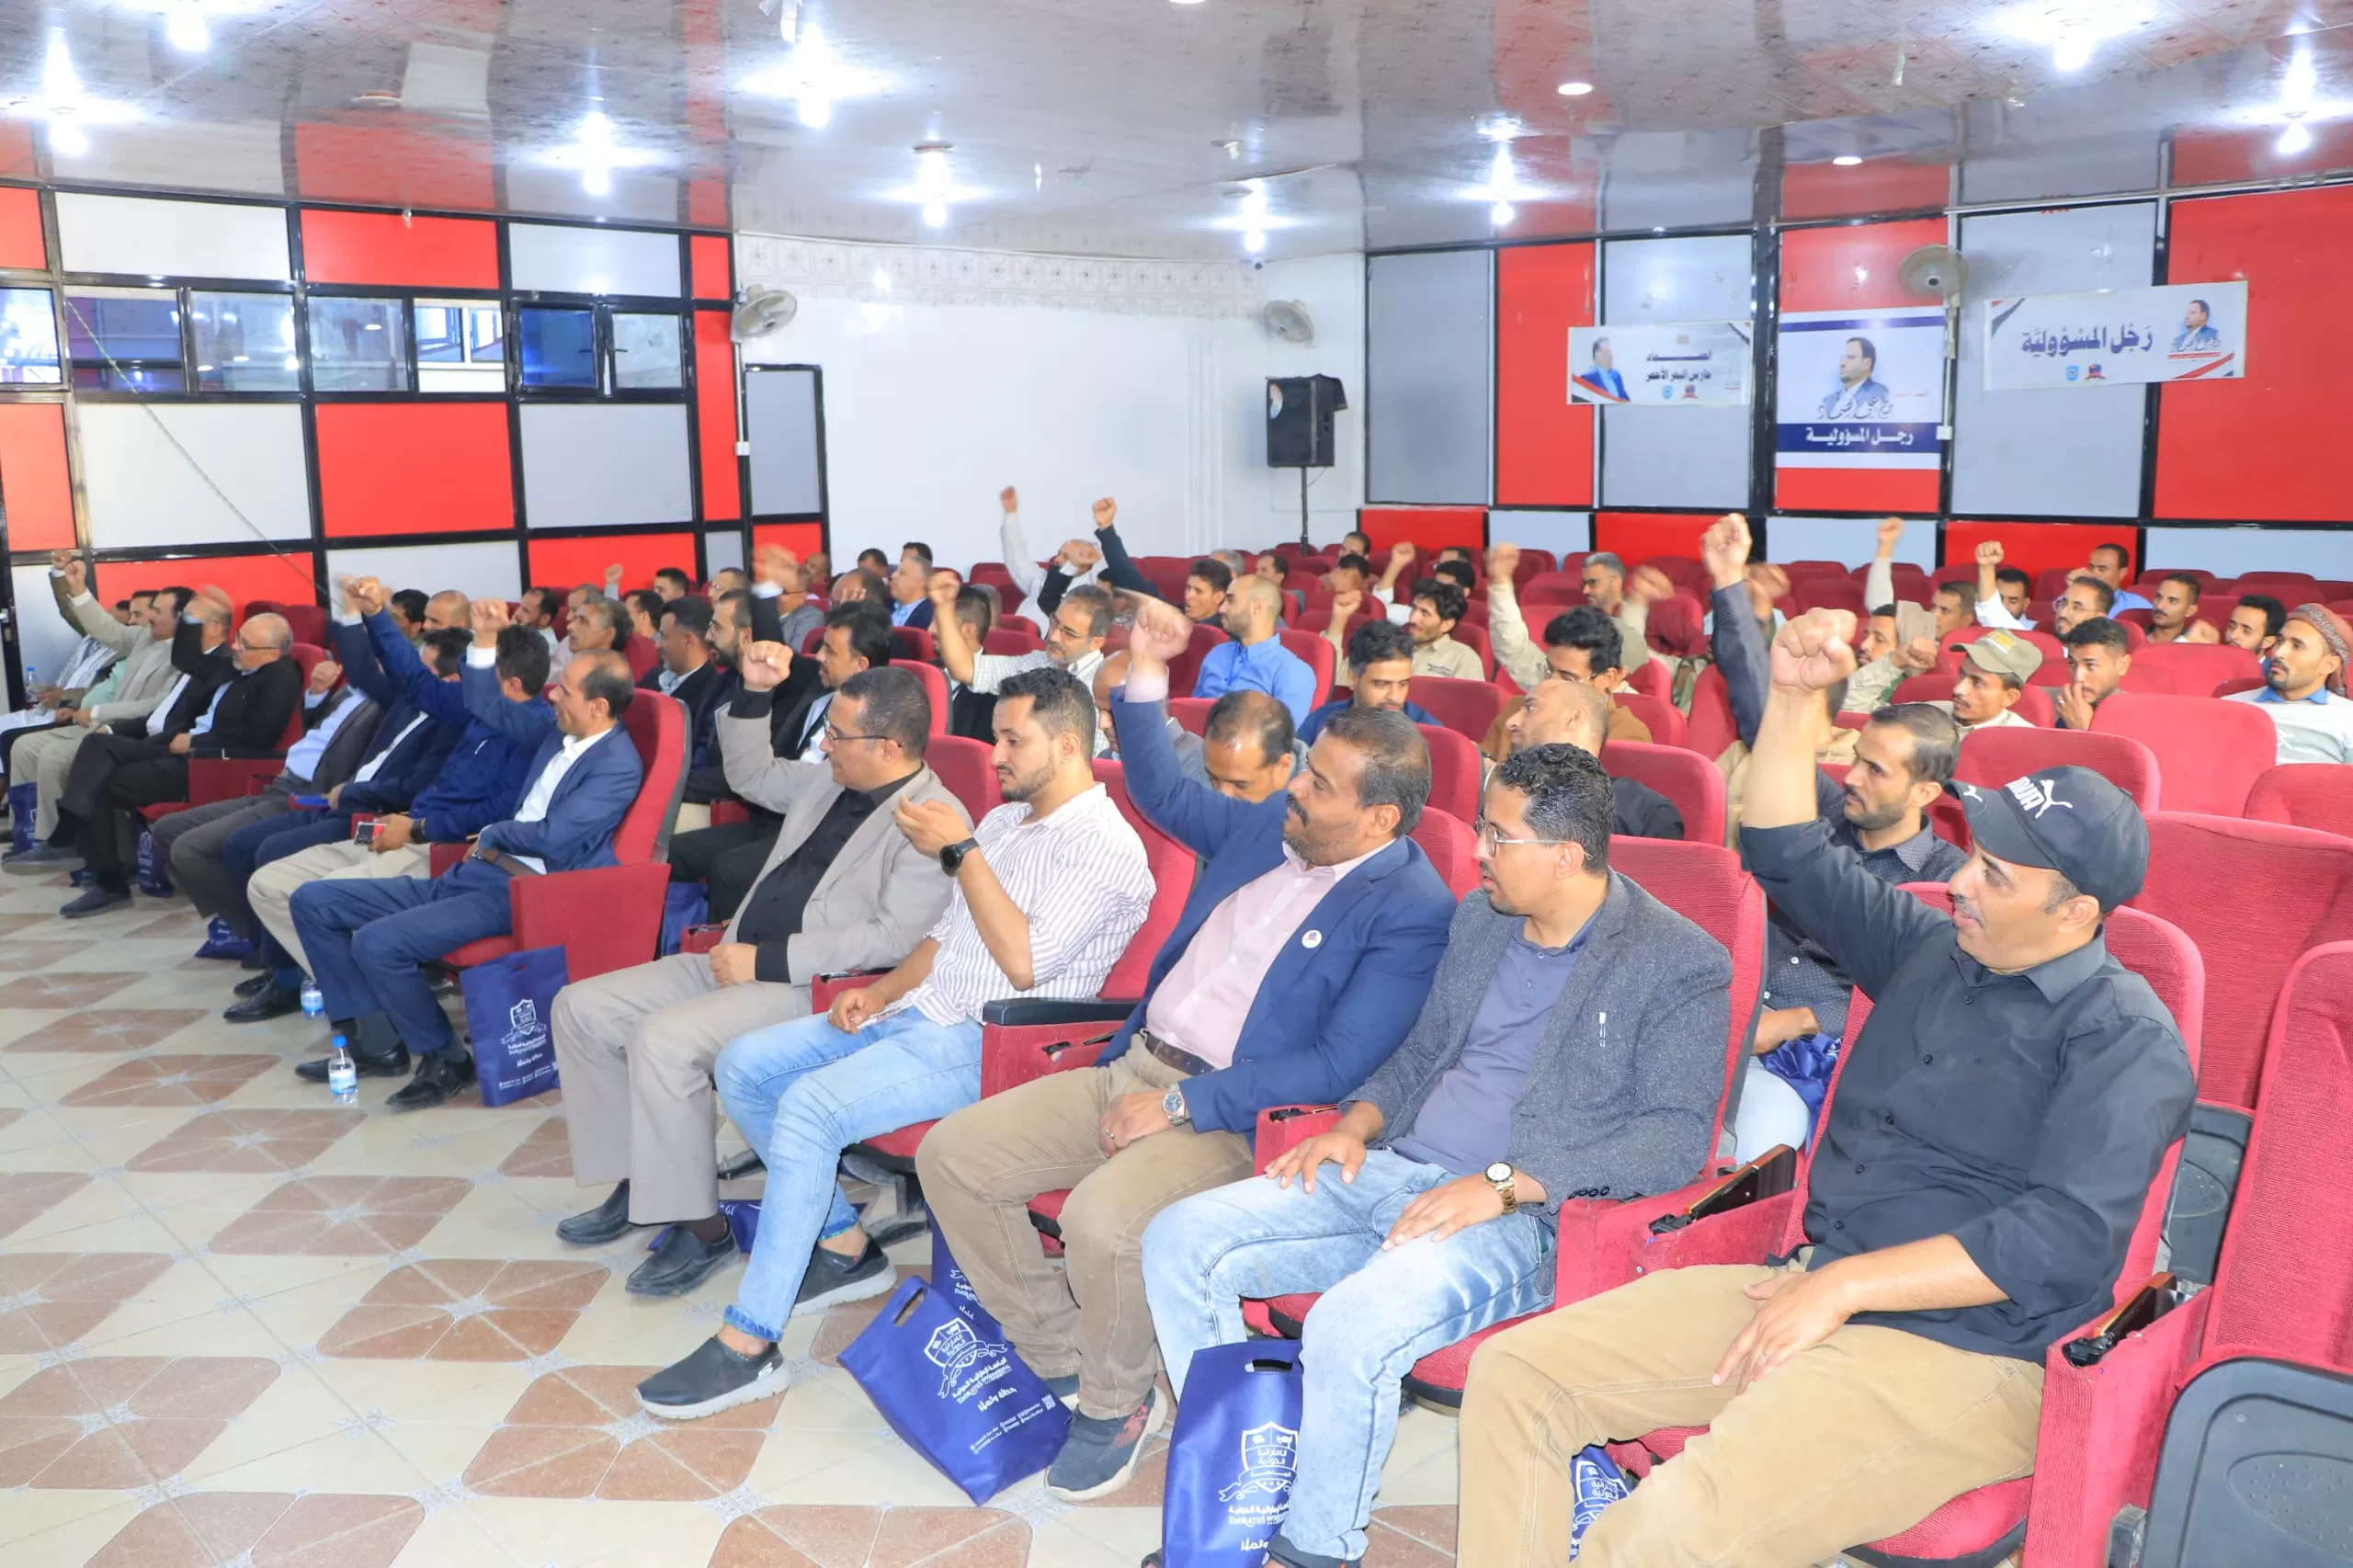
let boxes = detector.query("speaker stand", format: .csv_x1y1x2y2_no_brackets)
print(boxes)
1297,467,1311,549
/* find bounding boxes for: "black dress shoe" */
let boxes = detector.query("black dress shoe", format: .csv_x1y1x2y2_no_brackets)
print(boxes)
386,1053,476,1112
626,1224,739,1297
223,983,301,1023
557,1182,647,1245
59,885,131,918
233,972,273,998
295,1043,411,1083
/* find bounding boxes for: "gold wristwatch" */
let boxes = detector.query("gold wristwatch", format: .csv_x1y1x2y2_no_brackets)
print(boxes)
1484,1161,1518,1215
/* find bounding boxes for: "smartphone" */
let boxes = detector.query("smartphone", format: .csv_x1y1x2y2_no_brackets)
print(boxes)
1649,1145,1798,1235
290,794,329,810
352,819,381,846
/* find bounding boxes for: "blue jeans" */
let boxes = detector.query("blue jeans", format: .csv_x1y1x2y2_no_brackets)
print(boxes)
1142,1150,1555,1563
714,1007,983,1344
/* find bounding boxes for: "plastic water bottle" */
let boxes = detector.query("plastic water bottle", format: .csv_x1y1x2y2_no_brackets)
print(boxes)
300,981,324,1020
326,1033,358,1106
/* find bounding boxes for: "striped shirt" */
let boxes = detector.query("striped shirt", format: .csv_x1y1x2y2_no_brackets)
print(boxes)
896,783,1154,1027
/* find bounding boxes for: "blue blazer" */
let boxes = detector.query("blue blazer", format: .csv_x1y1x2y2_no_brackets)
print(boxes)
329,616,459,813
1098,689,1458,1134
472,716,644,873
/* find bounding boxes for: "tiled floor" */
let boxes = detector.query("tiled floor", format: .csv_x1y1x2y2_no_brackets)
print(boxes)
0,871,1468,1567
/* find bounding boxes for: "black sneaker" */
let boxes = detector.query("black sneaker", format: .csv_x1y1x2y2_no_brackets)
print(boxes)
637,1335,786,1420
626,1224,738,1298
1044,1385,1165,1501
790,1235,895,1317
556,1182,645,1246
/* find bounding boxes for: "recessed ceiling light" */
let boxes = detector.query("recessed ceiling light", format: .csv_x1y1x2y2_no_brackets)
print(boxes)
1491,201,1516,227
1833,154,1863,165
1557,81,1593,97
352,90,401,108
1172,0,1208,6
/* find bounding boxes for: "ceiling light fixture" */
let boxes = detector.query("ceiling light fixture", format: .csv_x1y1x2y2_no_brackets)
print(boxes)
165,6,210,52
1491,201,1516,228
2279,120,2313,153
2227,43,2351,156
541,109,664,198
1997,2,2153,77
738,20,883,127
1833,153,1863,165
1556,81,1593,97
907,141,972,229
10,28,133,156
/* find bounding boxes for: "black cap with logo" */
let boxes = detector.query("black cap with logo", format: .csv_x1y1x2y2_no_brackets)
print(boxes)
1950,766,2149,910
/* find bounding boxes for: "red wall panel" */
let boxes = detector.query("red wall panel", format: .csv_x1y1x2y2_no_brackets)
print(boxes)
0,403,76,551
300,210,500,290
1775,218,1949,514
0,125,34,183
693,310,741,522
315,403,513,537
0,186,46,271
2156,185,2353,522
1781,159,1948,222
1943,520,2133,579
691,235,732,301
1357,506,1485,555
2173,124,2353,187
97,552,319,612
1594,512,1715,563
529,532,699,594
752,522,826,564
1495,243,1596,506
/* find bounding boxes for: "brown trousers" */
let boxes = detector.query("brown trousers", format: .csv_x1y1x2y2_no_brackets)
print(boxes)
916,1050,1252,1420
1457,1264,2043,1568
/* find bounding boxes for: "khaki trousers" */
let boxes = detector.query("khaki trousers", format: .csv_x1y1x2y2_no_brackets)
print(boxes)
916,1050,1254,1419
1457,1264,2044,1568
549,952,808,1223
13,725,90,839
248,840,430,978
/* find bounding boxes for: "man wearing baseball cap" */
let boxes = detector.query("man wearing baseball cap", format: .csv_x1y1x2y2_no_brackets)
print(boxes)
1456,607,2195,1568
1941,629,2040,731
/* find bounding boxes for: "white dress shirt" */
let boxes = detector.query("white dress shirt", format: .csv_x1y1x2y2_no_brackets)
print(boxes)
502,727,613,872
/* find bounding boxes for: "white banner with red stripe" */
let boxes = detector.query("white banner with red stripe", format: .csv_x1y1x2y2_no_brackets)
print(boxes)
1981,281,2248,389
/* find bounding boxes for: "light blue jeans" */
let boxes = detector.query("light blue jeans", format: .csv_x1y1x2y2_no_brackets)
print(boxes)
714,1007,983,1344
1142,1149,1554,1563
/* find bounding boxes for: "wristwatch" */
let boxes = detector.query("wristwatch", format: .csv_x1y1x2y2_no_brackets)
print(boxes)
1483,1162,1518,1215
1161,1085,1190,1127
938,836,980,875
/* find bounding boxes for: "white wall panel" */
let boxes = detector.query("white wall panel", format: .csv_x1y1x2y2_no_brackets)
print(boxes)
508,223,680,297
1367,249,1492,505
745,368,823,516
1601,235,1754,508
2144,528,2353,579
325,541,522,603
56,193,290,280
519,404,694,528
1598,130,1760,233
1768,516,1936,572
703,530,745,577
1487,510,1591,560
53,121,286,197
78,404,312,548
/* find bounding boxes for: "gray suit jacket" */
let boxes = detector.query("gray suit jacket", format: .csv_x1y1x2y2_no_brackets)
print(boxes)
1353,875,1733,1221
716,710,968,984
61,589,184,728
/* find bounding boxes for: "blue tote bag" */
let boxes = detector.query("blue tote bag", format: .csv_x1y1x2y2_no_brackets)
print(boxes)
7,781,35,854
135,827,172,896
838,1276,1068,1504
1161,1340,1306,1568
926,1213,1004,1335
460,946,569,1107
658,883,709,957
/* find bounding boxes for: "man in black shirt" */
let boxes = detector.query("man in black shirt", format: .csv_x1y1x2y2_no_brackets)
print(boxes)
1501,672,1682,840
1458,606,2195,1567
548,660,965,1299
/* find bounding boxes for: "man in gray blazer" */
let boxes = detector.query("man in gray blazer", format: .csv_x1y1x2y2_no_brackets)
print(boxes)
1142,743,1733,1568
549,656,966,1298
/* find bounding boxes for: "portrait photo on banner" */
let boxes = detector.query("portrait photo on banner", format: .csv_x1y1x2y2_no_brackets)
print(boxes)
1980,280,2249,390
1566,322,1752,407
1773,308,1947,471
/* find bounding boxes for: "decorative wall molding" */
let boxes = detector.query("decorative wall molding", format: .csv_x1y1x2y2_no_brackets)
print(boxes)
735,233,1267,319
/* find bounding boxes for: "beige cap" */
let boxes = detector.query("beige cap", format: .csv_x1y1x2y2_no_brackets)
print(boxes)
1961,629,2043,684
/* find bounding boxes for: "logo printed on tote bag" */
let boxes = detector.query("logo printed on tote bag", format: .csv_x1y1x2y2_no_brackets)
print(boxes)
924,1315,1011,1403
1218,1420,1299,1519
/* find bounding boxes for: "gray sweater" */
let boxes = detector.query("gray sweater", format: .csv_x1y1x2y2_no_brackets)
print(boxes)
1352,876,1733,1223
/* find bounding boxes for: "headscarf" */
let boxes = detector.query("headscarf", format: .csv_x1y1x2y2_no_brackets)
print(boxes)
2288,603,2352,696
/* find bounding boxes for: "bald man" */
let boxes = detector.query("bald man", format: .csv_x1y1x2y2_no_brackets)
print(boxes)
1192,576,1317,725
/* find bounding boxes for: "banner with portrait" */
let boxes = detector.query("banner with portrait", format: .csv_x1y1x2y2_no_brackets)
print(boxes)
1565,322,1752,406
1981,281,2247,389
1773,309,1947,470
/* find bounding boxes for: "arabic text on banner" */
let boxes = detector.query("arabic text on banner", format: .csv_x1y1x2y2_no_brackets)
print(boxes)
1773,309,1947,471
1566,322,1752,407
1981,281,2247,389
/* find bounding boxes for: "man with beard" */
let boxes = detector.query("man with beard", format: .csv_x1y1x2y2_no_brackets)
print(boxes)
929,569,1110,700
917,592,1455,1502
2226,602,2353,764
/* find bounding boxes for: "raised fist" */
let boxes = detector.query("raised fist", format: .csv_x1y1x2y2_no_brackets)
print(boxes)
1487,542,1519,583
469,597,510,642
1092,497,1118,531
1975,540,2004,568
1700,513,1753,591
1126,595,1193,667
999,485,1019,515
1768,608,1859,694
1876,516,1904,556
1895,635,1938,672
1627,564,1677,606
737,639,791,691
1331,588,1365,620
926,569,961,608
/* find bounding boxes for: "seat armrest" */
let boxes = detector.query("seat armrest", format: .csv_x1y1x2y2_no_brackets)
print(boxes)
679,924,726,956
1251,1106,1339,1176
979,1001,1135,1097
508,863,669,983
427,841,468,876
979,999,1138,1028
811,969,888,1011
188,756,280,806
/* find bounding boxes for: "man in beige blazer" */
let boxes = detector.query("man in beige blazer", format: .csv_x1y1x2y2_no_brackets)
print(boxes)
548,652,967,1297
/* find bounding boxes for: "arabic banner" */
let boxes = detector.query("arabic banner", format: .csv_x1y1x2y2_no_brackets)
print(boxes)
1981,281,2247,389
1566,322,1752,406
1773,309,1947,470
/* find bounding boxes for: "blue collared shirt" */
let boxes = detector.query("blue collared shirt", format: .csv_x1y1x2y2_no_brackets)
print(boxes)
1191,635,1318,725
281,689,366,779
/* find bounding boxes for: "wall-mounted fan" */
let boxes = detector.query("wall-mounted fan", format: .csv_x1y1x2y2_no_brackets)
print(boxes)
733,285,799,340
1261,299,1315,346
1897,244,1969,302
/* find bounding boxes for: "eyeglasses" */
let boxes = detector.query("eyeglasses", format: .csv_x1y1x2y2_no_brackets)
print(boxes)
822,725,890,746
1472,817,1570,850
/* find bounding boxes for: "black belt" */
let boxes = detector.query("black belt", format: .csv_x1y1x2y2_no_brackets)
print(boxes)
471,846,540,877
1141,1030,1211,1077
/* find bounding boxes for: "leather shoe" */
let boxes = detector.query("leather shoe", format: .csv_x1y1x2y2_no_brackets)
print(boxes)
223,983,301,1023
386,1053,476,1112
626,1224,738,1297
233,972,272,998
295,1043,410,1083
557,1182,647,1246
59,885,131,918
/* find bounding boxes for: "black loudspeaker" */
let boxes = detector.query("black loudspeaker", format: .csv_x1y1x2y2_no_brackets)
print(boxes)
1267,375,1346,468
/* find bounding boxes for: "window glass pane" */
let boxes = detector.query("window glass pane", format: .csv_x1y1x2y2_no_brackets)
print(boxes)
415,304,465,363
0,289,62,385
518,306,597,390
469,307,505,362
415,299,504,392
611,312,683,390
310,296,408,392
188,291,299,392
63,288,183,391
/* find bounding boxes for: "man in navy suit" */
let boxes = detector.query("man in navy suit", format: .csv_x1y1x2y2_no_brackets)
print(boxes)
291,598,645,1112
918,592,1457,1503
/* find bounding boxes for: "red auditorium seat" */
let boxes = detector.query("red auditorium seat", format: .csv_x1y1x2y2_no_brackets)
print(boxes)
2131,641,2262,696
1641,556,1711,598
2244,761,2353,838
1684,665,1737,759
2233,570,2315,587
888,660,951,737
982,625,1041,656
1624,659,1671,701
1601,739,1726,846
2089,693,2276,816
1612,690,1687,749
1643,594,1707,661
1954,724,2162,811
1168,620,1224,699
622,634,659,681
1275,630,1336,710
1518,572,1585,608
429,688,688,983
1408,808,1477,898
1789,578,1865,619
1415,723,1483,824
1407,676,1506,744
1167,697,1213,737
280,604,327,647
889,626,935,665
1294,608,1377,641
924,734,999,821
